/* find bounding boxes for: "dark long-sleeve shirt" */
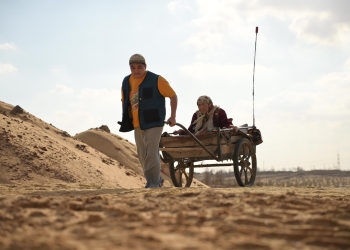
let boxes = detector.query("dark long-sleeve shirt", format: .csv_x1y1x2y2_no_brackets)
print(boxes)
187,108,233,133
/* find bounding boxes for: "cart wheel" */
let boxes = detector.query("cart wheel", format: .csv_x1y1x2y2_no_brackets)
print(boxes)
169,161,194,187
233,138,257,187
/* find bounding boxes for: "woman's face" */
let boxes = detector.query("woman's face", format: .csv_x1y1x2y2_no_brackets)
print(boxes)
197,100,209,114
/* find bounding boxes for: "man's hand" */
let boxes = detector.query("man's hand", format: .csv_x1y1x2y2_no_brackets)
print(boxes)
167,117,176,127
168,95,177,127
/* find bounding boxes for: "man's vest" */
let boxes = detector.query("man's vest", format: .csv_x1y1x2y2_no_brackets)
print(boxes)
119,71,165,132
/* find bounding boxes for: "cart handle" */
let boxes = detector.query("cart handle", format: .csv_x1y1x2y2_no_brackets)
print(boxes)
163,121,219,160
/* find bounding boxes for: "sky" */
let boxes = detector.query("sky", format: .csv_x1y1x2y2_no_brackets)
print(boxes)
1,0,349,171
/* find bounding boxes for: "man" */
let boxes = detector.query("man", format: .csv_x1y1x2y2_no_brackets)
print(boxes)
119,54,177,188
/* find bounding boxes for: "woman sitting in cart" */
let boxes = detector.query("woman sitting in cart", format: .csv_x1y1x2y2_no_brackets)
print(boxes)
174,95,238,136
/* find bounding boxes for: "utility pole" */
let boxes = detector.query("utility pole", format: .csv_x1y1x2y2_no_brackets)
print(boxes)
337,151,340,170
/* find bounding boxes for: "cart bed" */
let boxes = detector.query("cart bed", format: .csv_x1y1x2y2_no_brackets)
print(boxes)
159,129,250,162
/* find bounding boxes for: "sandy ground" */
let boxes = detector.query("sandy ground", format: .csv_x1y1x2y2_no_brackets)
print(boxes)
0,186,350,250
1,100,350,249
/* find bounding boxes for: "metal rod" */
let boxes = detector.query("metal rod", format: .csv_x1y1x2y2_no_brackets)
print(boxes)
193,163,233,168
252,26,258,128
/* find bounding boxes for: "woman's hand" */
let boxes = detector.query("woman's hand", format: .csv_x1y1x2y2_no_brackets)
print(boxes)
229,125,238,132
173,129,183,135
194,127,208,136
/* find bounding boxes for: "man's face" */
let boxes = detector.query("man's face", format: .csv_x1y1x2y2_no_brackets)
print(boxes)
130,63,146,79
197,100,209,114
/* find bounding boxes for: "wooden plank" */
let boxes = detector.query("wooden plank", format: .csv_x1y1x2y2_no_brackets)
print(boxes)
160,134,244,148
159,144,235,160
160,133,217,147
160,149,212,159
160,148,202,152
159,145,216,158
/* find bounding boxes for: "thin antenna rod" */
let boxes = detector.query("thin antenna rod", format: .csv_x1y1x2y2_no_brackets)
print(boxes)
253,26,258,128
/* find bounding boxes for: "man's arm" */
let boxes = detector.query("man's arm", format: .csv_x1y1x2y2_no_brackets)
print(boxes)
167,94,177,127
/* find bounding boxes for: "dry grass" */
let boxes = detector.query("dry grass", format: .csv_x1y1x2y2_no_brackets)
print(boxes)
194,169,350,188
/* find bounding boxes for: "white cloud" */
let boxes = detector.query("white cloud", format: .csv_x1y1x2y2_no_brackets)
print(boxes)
180,61,271,86
0,63,18,74
46,88,121,135
252,2,350,47
184,31,224,52
259,65,350,123
318,71,350,90
42,87,121,135
49,84,74,95
0,43,16,50
167,0,192,13
48,67,71,80
184,1,246,53
167,1,178,12
259,91,313,120
51,111,99,135
289,13,350,46
313,68,350,120
49,68,67,75
77,88,119,104
184,0,350,54
345,58,350,69
180,62,250,80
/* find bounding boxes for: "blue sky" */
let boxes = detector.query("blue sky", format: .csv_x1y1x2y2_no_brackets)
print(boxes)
1,0,349,171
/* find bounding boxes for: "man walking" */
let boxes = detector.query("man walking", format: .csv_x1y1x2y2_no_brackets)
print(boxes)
119,54,177,188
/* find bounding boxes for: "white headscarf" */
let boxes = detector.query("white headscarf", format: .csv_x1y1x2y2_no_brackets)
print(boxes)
192,96,219,134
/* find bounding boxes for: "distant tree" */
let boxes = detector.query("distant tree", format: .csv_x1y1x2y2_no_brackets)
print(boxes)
213,170,225,186
203,169,212,185
296,166,304,172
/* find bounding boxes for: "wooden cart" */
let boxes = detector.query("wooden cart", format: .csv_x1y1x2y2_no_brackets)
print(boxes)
159,122,262,187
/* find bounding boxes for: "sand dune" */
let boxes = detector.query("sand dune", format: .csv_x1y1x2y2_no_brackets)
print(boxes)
0,100,206,189
73,129,200,188
0,101,144,189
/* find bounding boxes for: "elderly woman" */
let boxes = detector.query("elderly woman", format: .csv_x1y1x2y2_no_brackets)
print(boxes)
174,95,238,135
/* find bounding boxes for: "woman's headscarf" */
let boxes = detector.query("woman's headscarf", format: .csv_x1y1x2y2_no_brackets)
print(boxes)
192,95,219,134
197,95,213,108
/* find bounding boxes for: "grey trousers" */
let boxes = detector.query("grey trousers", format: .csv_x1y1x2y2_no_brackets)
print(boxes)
134,126,164,188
